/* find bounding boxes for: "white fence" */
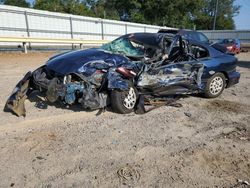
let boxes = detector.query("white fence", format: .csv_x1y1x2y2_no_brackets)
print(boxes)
2,5,249,49
0,5,171,48
200,30,250,43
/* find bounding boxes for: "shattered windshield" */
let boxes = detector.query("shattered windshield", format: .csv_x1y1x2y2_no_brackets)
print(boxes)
101,37,145,57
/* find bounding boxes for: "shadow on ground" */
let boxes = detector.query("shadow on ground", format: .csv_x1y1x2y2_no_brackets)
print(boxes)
28,90,106,116
237,61,250,69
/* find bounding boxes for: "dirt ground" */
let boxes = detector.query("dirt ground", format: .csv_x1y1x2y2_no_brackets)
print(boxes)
0,51,249,188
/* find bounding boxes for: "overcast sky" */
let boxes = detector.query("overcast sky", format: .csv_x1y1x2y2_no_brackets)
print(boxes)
233,0,250,29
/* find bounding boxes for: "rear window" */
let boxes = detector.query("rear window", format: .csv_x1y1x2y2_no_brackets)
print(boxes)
183,31,209,43
220,39,235,44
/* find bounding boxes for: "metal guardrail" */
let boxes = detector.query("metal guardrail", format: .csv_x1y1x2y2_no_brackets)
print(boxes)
0,36,109,53
199,30,250,43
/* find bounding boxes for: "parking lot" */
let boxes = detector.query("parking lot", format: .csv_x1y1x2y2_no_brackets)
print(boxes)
0,51,249,187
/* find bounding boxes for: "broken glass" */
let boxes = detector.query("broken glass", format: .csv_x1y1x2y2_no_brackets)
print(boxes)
102,38,144,57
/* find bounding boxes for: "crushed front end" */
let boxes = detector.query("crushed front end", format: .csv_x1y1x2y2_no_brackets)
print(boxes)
5,65,109,117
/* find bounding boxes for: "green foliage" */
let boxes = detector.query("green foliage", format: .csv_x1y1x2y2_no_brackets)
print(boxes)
1,0,30,7
86,0,240,30
33,0,93,16
61,0,94,16
1,0,240,30
194,0,240,30
34,0,65,12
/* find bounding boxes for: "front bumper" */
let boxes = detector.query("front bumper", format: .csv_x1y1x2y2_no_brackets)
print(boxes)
4,72,32,116
226,71,240,88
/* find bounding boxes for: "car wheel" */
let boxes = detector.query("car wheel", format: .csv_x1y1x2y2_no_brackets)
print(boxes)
110,82,138,114
204,72,226,98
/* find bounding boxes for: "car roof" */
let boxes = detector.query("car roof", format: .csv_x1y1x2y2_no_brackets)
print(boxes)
158,29,198,34
116,32,173,49
158,29,209,43
158,29,178,34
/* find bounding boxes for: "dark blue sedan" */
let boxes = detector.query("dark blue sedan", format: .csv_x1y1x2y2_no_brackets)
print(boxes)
5,32,240,116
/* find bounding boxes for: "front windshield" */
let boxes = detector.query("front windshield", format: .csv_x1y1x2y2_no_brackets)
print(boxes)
101,37,145,57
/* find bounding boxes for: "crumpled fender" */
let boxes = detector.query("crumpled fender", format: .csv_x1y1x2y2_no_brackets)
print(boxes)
4,72,32,117
106,69,129,90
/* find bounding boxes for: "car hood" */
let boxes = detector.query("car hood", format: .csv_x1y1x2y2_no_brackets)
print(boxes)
46,48,130,75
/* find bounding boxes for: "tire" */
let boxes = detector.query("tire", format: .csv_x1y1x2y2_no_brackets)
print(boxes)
203,72,226,98
110,82,138,114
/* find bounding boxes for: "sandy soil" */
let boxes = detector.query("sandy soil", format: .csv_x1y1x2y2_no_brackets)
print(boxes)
0,51,249,188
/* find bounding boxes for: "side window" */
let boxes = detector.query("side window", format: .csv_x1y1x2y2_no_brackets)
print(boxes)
223,39,229,43
183,33,197,41
198,33,209,43
190,44,209,59
191,33,200,41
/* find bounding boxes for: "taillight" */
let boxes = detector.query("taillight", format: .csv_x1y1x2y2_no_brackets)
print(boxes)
116,67,136,78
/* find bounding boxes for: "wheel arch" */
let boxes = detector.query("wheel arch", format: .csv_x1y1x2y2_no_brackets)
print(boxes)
219,71,229,87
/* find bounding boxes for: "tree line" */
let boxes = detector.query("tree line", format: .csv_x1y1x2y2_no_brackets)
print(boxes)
0,0,240,30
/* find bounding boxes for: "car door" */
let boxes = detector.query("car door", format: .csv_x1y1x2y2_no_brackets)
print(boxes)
137,60,204,95
137,35,205,95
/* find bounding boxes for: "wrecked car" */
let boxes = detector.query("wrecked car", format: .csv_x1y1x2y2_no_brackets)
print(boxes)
4,33,240,116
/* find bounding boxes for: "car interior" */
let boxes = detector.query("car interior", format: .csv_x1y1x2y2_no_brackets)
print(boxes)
190,44,209,59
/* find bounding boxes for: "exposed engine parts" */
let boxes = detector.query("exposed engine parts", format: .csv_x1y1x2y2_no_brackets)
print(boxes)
37,70,108,110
